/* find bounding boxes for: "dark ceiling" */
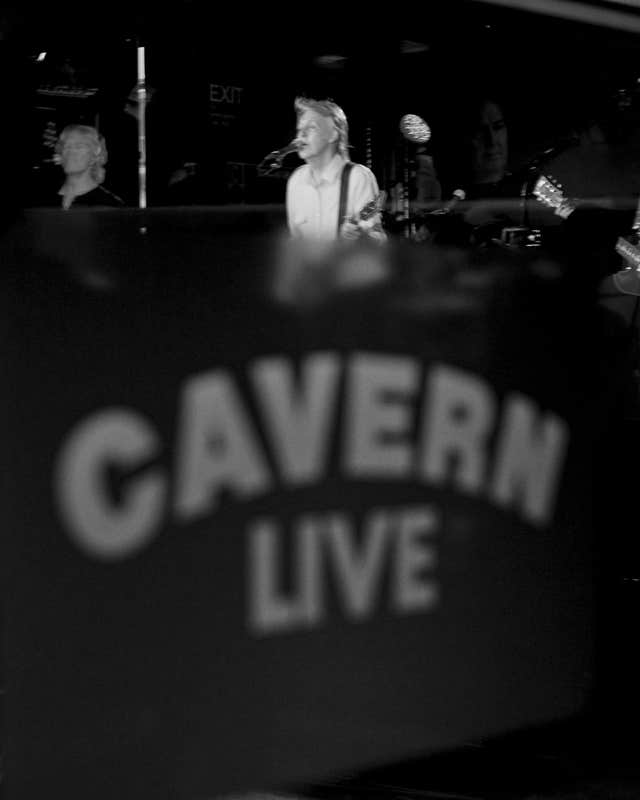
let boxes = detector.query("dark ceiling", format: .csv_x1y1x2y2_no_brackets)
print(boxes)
12,0,640,118
6,1,640,65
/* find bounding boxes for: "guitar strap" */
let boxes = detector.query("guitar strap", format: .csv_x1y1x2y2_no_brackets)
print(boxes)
337,162,353,236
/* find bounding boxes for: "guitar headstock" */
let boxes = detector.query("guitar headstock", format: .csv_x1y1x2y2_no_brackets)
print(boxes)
350,191,387,225
533,174,575,219
360,191,387,222
342,192,387,239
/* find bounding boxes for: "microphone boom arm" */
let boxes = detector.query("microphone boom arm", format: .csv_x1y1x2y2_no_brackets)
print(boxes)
257,140,300,175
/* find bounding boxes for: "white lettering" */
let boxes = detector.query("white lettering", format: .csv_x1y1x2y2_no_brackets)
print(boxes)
55,355,572,564
209,84,225,103
248,519,303,634
325,510,390,619
248,514,323,635
392,506,439,612
251,353,340,484
344,354,418,477
174,371,271,521
247,505,441,635
297,514,324,627
209,84,243,104
491,394,569,525
54,408,165,560
420,365,495,493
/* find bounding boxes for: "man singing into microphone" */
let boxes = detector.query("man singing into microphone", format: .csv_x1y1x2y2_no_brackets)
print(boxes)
286,96,385,242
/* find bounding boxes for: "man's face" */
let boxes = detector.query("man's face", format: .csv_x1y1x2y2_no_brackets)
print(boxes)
296,109,337,161
470,101,508,184
60,132,96,176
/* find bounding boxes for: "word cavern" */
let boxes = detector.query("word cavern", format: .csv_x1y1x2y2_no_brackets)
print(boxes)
54,352,569,561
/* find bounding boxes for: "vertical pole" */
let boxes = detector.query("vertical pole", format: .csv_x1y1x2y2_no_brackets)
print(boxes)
519,174,530,229
403,141,411,238
137,45,147,209
632,195,640,241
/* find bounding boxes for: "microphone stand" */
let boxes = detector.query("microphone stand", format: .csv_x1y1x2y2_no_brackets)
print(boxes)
257,155,285,177
520,165,537,228
402,140,412,239
136,42,147,210
257,145,299,177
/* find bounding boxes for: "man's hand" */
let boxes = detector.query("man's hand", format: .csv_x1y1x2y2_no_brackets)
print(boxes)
341,220,362,240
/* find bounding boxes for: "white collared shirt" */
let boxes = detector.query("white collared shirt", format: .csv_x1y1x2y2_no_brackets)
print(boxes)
286,153,385,241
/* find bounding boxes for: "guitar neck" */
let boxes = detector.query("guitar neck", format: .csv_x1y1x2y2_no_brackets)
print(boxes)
348,192,385,226
537,175,640,272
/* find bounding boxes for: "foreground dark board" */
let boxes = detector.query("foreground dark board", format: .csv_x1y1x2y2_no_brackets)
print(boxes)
1,207,616,799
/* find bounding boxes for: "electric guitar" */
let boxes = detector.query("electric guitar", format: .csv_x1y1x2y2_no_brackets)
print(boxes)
343,191,387,237
533,174,640,270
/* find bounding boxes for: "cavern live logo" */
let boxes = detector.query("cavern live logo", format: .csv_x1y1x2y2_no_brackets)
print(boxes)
52,352,568,636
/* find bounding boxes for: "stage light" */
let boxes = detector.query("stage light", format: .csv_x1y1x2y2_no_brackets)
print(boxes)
400,40,429,54
314,54,347,68
399,114,431,144
36,51,47,62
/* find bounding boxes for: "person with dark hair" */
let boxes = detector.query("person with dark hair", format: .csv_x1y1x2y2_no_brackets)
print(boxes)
285,96,385,242
436,93,518,200
467,98,510,196
422,92,526,248
51,124,124,209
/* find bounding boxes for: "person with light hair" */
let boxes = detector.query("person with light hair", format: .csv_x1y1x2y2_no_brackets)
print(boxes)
53,124,123,209
285,96,385,242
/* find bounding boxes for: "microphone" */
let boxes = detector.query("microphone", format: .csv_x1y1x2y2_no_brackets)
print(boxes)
257,139,301,176
263,139,300,163
430,188,466,215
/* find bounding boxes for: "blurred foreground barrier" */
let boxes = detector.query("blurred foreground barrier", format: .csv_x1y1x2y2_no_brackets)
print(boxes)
0,207,619,799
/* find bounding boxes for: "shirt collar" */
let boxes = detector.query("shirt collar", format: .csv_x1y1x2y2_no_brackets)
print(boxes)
308,153,347,187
